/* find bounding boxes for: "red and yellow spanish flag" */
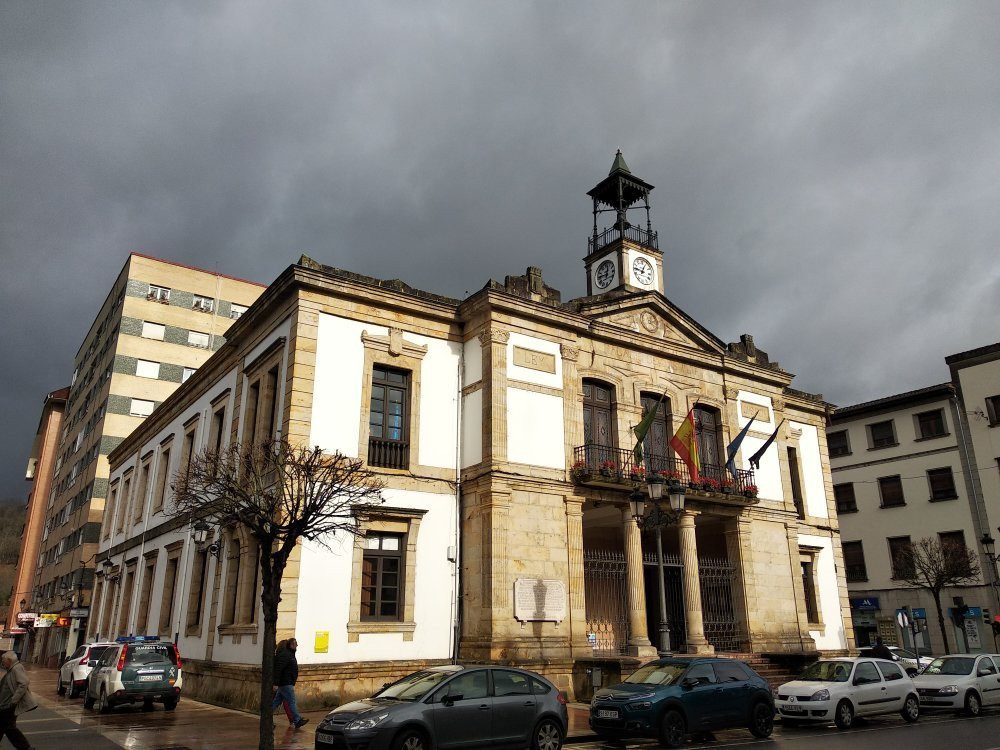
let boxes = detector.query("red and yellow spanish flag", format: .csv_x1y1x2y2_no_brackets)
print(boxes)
669,408,700,482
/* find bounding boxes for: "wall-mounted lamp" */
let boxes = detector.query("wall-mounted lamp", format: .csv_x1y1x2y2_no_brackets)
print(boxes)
193,520,222,560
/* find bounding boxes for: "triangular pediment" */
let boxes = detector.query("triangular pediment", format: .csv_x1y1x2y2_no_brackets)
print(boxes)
573,291,726,356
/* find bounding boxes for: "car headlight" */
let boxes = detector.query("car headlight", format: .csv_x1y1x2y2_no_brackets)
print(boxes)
810,689,830,701
625,692,655,701
346,713,390,731
938,685,959,695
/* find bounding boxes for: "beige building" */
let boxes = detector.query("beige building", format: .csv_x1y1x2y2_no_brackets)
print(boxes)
28,253,263,665
90,155,851,710
830,341,1000,655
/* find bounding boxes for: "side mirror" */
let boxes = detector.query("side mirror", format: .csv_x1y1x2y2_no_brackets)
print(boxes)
88,660,98,667
978,668,993,677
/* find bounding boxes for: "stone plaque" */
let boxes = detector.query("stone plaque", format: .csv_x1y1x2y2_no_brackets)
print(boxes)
514,578,566,622
513,346,556,374
740,402,767,421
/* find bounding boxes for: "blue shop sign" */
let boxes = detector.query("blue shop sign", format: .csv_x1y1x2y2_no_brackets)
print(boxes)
850,597,880,611
912,608,927,619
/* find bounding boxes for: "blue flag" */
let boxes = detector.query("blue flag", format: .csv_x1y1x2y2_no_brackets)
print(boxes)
725,416,755,479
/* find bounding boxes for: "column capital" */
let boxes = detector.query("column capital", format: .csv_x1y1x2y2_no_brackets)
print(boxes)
560,343,579,362
479,327,509,346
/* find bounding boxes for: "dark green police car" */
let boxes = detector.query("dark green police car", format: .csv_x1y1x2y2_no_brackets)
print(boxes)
83,635,183,712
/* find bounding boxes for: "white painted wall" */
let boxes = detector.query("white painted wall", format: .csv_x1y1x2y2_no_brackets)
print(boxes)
293,488,456,664
462,389,483,468
793,422,828,519
506,332,562,389
310,314,375,455
735,392,782,500
410,334,460,469
507,389,566,468
800,533,848,650
463,338,482,386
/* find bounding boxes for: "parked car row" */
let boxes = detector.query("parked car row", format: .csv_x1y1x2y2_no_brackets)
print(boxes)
58,636,183,713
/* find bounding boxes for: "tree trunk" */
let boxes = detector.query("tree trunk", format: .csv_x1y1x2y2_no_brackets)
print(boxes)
257,551,285,750
931,590,950,654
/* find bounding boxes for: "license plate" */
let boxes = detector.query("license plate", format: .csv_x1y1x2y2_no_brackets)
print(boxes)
596,709,619,719
137,675,161,682
782,707,806,714
316,734,335,745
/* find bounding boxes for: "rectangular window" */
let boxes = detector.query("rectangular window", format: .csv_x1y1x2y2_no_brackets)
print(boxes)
842,541,868,582
133,459,151,522
209,404,226,454
130,398,154,417
135,556,157,633
230,303,248,319
916,409,947,439
148,285,170,302
801,559,819,623
868,420,897,449
158,551,180,636
827,429,850,457
117,564,136,635
136,359,160,379
152,445,171,511
368,365,410,469
986,395,1000,426
192,294,214,313
888,536,914,579
115,475,131,532
141,321,165,340
939,531,972,575
788,447,805,519
834,483,857,513
878,475,905,507
182,367,196,382
927,467,958,501
188,330,210,348
186,549,209,633
361,532,403,621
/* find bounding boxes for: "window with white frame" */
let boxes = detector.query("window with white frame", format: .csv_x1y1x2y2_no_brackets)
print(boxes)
182,367,196,383
148,285,170,302
136,359,160,379
187,330,210,348
192,294,214,313
141,321,165,340
130,399,154,417
230,303,248,319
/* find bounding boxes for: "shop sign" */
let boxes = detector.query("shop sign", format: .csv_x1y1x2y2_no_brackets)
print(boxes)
15,613,37,625
69,608,89,619
8,628,26,635
850,597,880,611
34,614,59,628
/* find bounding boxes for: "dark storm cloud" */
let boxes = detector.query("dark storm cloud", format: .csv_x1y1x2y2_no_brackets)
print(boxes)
2,1,999,499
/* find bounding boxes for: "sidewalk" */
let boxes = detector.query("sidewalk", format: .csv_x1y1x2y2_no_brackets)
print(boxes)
23,665,598,748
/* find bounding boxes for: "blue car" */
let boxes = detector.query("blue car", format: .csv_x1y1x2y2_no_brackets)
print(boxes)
589,657,774,748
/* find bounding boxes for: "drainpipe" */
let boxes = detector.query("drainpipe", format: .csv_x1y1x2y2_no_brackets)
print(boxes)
451,351,464,662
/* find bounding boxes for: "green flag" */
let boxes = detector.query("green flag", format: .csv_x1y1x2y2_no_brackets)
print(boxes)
632,391,667,468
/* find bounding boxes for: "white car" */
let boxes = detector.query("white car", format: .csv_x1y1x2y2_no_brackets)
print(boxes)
912,653,1000,716
857,646,934,676
775,657,920,729
58,642,117,698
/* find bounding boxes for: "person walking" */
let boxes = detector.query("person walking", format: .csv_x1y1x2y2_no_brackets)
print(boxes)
271,638,307,729
271,641,295,726
0,651,38,750
870,636,893,660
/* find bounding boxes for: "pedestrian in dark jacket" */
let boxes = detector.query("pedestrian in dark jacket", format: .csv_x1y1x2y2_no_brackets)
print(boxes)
0,651,38,750
271,638,307,729
870,636,893,660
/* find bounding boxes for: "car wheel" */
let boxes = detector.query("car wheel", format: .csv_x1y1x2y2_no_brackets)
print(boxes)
97,688,111,715
965,690,981,717
83,687,95,709
163,697,178,711
57,676,66,696
69,681,82,699
748,701,774,738
659,709,686,749
900,694,919,722
390,729,427,750
834,699,854,729
532,718,563,750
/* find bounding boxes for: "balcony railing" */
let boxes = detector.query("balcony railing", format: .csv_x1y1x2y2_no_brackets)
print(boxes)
588,225,659,255
571,444,756,496
368,437,409,470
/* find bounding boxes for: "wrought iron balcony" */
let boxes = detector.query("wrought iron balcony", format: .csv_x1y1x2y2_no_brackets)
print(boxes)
588,225,659,255
571,444,757,499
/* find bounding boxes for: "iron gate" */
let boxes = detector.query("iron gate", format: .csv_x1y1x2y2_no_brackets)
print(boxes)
583,550,629,654
698,556,741,652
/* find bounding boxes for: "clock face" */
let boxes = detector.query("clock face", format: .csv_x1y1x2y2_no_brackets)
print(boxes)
632,257,655,286
595,259,616,289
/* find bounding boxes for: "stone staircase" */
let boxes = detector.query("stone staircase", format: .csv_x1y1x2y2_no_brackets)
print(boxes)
717,651,817,690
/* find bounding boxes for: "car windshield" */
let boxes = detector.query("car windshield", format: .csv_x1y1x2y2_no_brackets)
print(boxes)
624,663,686,686
798,661,852,682
923,657,974,676
376,670,456,701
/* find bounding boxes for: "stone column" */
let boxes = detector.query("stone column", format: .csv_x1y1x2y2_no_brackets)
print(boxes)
480,328,509,464
565,495,593,657
679,510,714,654
621,507,657,657
723,517,753,652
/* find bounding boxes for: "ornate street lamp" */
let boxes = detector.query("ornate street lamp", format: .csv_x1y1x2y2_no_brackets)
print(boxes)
193,520,221,559
631,476,686,655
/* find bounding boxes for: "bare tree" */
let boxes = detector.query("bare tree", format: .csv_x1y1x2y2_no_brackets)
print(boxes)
894,536,981,653
172,438,384,750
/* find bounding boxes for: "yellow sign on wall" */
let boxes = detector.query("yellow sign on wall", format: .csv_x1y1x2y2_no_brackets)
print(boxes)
315,631,329,653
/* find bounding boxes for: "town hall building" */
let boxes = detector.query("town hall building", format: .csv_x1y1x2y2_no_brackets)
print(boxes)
89,153,852,708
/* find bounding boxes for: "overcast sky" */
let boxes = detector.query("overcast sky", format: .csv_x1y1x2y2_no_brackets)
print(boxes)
2,1,999,501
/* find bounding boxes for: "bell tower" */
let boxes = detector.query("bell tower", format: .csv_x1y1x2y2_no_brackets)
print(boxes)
584,150,663,295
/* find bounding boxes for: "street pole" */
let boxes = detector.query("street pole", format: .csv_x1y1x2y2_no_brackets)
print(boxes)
654,527,670,655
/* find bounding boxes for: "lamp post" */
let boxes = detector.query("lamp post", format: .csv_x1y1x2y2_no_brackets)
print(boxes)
631,476,685,655
982,530,1000,598
193,520,222,559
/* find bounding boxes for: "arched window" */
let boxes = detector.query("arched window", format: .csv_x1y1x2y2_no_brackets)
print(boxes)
639,393,672,473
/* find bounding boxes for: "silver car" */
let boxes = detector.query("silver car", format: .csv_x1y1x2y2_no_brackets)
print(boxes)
58,642,117,698
314,664,568,750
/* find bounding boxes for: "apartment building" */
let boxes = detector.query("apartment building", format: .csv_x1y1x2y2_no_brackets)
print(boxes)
28,253,263,665
830,342,1000,655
